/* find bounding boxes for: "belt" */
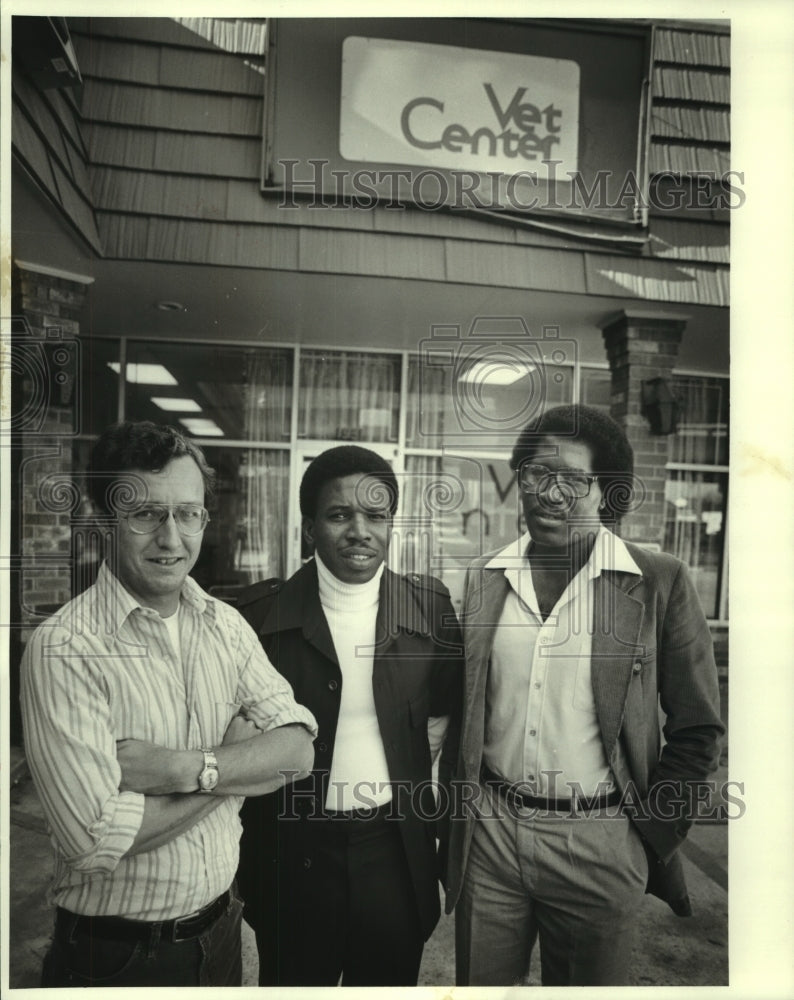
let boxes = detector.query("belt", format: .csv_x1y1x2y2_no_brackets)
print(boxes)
324,802,391,822
56,889,231,945
481,765,621,813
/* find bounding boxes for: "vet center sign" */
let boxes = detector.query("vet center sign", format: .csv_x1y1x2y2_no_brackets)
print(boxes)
340,37,580,176
264,18,651,222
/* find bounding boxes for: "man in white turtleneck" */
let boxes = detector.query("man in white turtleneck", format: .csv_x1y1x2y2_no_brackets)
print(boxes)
236,446,463,987
315,551,393,813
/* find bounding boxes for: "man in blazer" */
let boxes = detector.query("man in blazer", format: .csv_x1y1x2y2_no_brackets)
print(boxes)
235,445,463,987
444,405,724,987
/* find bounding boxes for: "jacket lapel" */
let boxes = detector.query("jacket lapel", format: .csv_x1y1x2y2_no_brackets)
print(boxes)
374,569,430,652
591,571,646,761
460,566,510,777
462,567,510,676
259,561,338,666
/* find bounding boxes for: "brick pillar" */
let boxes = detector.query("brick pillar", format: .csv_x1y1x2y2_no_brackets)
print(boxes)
11,261,93,625
599,309,688,547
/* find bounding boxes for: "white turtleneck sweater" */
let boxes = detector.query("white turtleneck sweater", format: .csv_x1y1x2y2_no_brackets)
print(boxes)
316,553,394,811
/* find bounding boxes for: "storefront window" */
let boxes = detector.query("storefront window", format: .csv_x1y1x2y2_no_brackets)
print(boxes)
663,470,727,620
80,338,121,434
195,447,289,596
400,452,519,611
670,375,728,465
298,350,400,442
580,367,612,413
406,354,573,449
123,342,293,442
664,374,729,619
105,341,294,601
64,340,729,620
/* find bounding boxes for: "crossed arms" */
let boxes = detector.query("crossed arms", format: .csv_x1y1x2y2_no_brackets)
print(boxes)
20,612,317,874
120,715,315,856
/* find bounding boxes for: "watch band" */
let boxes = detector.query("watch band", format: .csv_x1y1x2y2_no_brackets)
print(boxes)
197,748,219,793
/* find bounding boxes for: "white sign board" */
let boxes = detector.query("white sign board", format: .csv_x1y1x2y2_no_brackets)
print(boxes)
340,36,580,175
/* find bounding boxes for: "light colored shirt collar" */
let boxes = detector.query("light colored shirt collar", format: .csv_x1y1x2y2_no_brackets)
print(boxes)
95,561,215,638
485,526,641,579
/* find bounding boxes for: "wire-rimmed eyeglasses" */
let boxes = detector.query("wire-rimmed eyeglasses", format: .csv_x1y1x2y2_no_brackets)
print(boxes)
518,464,599,498
123,503,210,536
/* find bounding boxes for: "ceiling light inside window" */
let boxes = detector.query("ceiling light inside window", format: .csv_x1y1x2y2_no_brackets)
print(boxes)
151,397,202,412
179,417,224,437
458,359,536,386
107,362,178,385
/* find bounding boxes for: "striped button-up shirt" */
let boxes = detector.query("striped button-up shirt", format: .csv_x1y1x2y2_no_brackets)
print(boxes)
483,528,639,798
20,563,317,920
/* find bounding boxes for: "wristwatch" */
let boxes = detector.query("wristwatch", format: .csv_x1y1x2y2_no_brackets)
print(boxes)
197,749,219,793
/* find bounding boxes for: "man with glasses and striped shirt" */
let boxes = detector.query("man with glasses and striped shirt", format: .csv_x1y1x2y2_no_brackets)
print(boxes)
20,421,317,988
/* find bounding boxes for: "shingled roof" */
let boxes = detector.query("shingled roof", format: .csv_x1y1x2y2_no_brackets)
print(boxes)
12,17,730,308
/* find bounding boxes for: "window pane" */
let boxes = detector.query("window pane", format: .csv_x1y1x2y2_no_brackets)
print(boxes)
670,376,728,465
406,354,573,449
81,338,121,434
298,350,400,442
197,447,289,599
124,342,293,442
580,367,612,413
400,453,520,611
663,470,727,619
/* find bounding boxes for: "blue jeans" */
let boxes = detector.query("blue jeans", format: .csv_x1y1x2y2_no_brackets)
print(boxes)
41,887,243,988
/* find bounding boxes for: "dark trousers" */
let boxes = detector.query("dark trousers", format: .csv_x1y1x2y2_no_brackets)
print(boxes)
41,889,243,988
253,809,425,986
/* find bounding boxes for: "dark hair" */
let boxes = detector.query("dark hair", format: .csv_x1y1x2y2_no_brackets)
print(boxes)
300,445,399,518
510,404,636,523
87,421,215,514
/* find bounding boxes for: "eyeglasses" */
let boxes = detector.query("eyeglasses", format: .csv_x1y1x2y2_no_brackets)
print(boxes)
124,504,210,536
518,464,599,498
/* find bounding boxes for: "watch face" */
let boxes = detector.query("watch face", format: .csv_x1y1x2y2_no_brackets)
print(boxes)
200,766,219,791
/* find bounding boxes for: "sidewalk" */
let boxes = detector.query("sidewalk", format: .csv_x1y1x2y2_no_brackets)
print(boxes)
7,679,728,988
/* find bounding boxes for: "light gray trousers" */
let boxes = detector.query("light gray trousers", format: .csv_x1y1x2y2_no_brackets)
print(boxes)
455,788,648,986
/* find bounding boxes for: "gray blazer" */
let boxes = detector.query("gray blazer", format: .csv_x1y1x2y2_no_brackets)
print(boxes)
443,541,725,916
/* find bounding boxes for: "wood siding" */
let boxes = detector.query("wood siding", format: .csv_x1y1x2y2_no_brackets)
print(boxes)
14,17,730,307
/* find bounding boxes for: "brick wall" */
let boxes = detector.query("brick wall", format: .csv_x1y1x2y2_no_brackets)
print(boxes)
10,263,92,741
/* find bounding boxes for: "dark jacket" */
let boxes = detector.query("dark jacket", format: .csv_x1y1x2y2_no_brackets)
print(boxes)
236,560,463,941
444,542,725,918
